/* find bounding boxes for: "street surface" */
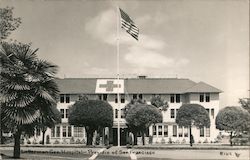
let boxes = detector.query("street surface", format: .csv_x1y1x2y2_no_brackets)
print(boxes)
0,146,249,160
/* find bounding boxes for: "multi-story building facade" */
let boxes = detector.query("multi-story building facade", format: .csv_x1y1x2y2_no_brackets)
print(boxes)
29,76,221,145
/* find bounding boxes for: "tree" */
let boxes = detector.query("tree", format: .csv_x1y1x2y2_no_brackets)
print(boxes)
68,99,113,146
176,104,210,146
150,95,169,111
216,106,250,146
0,41,58,158
0,7,21,40
0,6,21,144
239,98,250,114
125,104,162,145
34,105,61,145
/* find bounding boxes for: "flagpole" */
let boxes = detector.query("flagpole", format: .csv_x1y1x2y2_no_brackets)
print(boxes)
116,6,121,147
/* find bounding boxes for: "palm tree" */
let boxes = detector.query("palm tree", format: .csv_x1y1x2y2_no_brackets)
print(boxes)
0,41,59,158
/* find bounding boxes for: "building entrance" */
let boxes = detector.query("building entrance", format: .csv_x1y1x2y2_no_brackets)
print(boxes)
112,128,128,146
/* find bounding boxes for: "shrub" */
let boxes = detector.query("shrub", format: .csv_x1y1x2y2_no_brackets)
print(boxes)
168,137,172,144
176,140,180,144
203,139,208,143
149,136,153,144
161,138,165,144
75,139,81,144
27,139,31,144
181,139,186,144
54,139,60,144
46,135,50,144
70,137,75,144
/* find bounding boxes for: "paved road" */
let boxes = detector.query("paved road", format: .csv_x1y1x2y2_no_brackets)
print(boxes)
1,146,249,160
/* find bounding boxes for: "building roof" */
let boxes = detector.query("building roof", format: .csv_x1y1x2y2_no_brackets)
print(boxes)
184,81,222,93
55,78,222,94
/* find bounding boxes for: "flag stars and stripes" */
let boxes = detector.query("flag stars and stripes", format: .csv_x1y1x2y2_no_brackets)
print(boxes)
119,8,139,40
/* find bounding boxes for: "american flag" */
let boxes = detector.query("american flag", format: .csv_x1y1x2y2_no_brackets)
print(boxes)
119,8,139,41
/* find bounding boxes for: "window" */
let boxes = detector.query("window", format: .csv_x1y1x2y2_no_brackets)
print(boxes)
153,125,157,135
103,94,107,101
173,125,177,137
121,94,125,103
115,109,118,118
170,94,175,103
206,127,210,137
164,125,168,137
60,109,64,118
60,94,64,103
74,127,83,137
51,127,55,137
56,126,60,137
66,109,69,118
211,109,214,118
133,94,137,99
98,95,102,100
184,127,188,137
158,125,162,136
206,109,209,115
171,109,175,118
200,127,204,137
200,94,204,102
176,109,179,117
205,93,210,102
68,126,72,137
139,94,143,99
66,94,70,103
178,126,183,137
121,108,125,118
176,94,180,103
63,126,67,137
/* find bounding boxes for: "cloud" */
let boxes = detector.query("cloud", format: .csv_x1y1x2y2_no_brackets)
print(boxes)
85,9,189,69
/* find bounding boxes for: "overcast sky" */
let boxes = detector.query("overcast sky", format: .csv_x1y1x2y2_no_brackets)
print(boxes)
2,0,249,108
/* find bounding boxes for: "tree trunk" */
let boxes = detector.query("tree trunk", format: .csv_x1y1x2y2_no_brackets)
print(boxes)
189,126,193,147
42,130,46,145
142,130,145,145
0,129,3,144
230,131,233,146
132,131,137,145
86,127,95,146
13,130,21,158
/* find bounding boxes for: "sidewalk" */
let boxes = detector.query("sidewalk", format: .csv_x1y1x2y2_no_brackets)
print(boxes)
134,144,250,150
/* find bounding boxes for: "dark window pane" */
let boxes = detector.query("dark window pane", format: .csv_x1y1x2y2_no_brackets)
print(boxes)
66,94,70,103
115,109,118,118
56,126,60,137
158,125,162,135
133,94,137,99
200,94,204,102
103,94,107,101
173,125,177,137
200,127,204,137
164,125,168,137
68,126,72,137
171,109,175,118
153,125,157,135
60,109,64,118
66,109,69,118
205,93,210,102
139,94,143,99
170,94,175,103
176,94,180,103
211,109,214,118
60,94,64,103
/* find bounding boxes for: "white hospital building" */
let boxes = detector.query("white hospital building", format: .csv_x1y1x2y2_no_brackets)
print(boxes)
29,76,221,145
